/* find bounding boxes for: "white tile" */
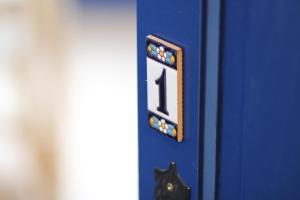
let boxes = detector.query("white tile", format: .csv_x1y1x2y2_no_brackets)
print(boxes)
147,58,178,124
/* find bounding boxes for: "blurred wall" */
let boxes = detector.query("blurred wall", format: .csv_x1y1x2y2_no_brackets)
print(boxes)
58,2,137,200
0,0,137,200
78,0,135,6
0,0,66,200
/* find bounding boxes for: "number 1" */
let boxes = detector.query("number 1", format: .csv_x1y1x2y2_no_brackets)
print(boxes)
155,68,169,115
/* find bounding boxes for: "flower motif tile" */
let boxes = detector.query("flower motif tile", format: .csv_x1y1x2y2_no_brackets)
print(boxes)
146,35,183,142
149,115,177,138
147,43,176,66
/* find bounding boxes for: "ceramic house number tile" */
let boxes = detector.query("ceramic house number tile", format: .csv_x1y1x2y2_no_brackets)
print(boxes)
146,35,183,142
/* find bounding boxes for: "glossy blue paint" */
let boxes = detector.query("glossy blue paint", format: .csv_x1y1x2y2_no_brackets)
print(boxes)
202,0,221,199
218,0,300,199
138,0,300,199
138,0,205,199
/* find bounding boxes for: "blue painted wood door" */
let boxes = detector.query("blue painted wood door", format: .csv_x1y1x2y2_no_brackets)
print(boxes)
217,0,300,199
138,0,300,199
137,0,205,199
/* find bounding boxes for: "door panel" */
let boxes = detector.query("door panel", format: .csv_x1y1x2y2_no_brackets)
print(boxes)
218,1,300,199
138,0,205,199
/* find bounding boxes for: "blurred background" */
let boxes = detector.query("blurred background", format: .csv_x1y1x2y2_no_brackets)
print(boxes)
0,0,137,199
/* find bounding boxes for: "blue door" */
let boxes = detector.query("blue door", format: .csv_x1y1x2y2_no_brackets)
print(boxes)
217,0,300,200
138,0,300,199
138,0,205,199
